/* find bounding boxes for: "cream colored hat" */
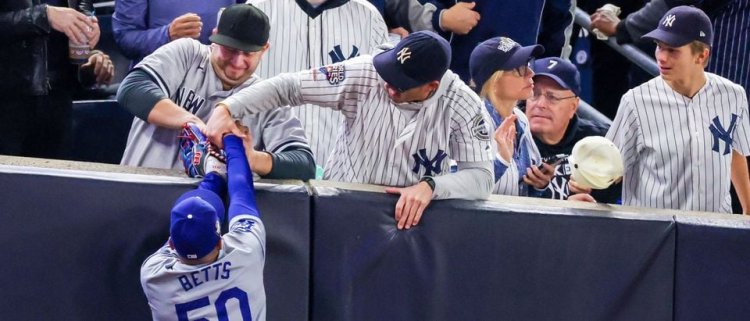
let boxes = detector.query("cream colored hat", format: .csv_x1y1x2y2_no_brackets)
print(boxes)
569,136,624,190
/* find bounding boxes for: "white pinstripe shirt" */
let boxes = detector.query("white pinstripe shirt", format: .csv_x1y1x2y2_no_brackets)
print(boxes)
223,55,494,189
606,73,750,213
248,0,388,166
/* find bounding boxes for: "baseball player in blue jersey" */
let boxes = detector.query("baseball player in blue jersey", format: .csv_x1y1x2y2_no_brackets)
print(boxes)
607,6,750,213
117,4,315,180
141,133,266,321
206,31,494,230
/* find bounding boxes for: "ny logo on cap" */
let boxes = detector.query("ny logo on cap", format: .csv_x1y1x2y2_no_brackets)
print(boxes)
397,48,412,64
497,37,517,53
663,14,676,27
700,31,706,37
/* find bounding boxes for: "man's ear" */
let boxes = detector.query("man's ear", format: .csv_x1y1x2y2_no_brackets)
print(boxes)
212,27,218,35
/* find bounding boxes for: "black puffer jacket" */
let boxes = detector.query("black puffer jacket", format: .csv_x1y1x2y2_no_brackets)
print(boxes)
0,1,51,95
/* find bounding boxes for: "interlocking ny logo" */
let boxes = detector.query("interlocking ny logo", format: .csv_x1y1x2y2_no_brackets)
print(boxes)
412,149,448,176
663,14,676,27
709,114,738,155
328,45,359,63
397,47,412,64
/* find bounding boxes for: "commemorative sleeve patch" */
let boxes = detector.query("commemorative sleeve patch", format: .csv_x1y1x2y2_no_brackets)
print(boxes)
318,64,346,85
471,114,490,140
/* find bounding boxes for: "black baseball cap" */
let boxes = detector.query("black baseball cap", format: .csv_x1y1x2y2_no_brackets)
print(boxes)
469,37,544,91
373,31,451,92
532,57,581,96
642,6,713,47
209,4,270,52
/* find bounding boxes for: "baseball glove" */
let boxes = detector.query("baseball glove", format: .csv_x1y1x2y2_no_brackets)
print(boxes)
178,122,227,178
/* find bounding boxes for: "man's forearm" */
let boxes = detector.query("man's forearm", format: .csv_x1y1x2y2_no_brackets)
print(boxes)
431,161,493,200
223,73,303,119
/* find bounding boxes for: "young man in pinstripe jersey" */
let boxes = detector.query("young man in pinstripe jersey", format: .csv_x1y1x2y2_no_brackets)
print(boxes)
607,6,750,213
206,31,494,229
248,0,389,168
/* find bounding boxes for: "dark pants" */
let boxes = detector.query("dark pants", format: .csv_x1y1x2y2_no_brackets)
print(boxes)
0,89,72,159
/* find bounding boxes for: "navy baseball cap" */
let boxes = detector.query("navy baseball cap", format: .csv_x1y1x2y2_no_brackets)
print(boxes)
532,57,581,96
170,189,225,260
642,6,713,47
209,4,270,52
373,31,451,92
469,37,544,91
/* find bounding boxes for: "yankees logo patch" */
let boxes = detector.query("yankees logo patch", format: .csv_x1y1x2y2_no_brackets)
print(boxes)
318,64,346,85
470,114,490,140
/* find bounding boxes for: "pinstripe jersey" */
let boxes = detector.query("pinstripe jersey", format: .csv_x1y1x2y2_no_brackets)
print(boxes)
222,55,494,188
606,73,750,213
120,39,309,170
141,215,266,321
708,0,750,99
248,0,389,166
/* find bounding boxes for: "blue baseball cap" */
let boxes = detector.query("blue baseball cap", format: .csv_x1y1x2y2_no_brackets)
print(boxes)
373,31,451,92
532,57,581,96
170,189,225,260
642,6,713,47
469,37,544,91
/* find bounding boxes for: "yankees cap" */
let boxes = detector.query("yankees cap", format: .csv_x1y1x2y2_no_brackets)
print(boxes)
170,189,225,260
569,136,624,190
469,37,544,91
209,4,270,52
532,57,581,96
642,6,713,47
373,31,451,92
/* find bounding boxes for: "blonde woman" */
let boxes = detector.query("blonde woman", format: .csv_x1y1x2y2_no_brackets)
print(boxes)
469,37,555,196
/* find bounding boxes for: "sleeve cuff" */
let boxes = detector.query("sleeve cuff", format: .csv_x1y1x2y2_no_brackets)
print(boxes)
495,152,511,167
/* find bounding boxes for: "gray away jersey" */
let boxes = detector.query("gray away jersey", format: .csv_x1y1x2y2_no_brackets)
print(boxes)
223,55,494,188
141,215,266,321
120,38,309,170
606,73,750,213
249,0,388,166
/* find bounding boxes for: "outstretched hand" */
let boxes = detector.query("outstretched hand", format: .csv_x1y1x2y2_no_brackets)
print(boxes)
206,104,244,147
385,182,434,230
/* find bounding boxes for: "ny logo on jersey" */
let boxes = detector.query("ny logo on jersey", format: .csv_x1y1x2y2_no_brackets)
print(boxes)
397,48,412,64
412,149,448,176
709,114,738,155
663,14,676,28
329,45,360,63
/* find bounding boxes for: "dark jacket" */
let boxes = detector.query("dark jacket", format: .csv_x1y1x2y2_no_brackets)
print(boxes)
0,0,52,95
534,115,622,203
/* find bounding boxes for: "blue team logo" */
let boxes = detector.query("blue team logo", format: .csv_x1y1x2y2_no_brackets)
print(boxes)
709,114,738,155
328,45,359,63
319,64,346,85
412,149,448,176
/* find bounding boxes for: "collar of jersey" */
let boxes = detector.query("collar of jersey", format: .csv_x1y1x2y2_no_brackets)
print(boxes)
295,0,349,18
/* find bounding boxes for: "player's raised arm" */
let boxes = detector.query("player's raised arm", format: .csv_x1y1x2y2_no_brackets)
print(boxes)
224,134,260,221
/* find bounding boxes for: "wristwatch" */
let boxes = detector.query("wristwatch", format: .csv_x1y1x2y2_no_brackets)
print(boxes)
420,176,436,191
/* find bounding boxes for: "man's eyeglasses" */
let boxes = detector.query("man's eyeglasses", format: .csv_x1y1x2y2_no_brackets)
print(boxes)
529,90,577,104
